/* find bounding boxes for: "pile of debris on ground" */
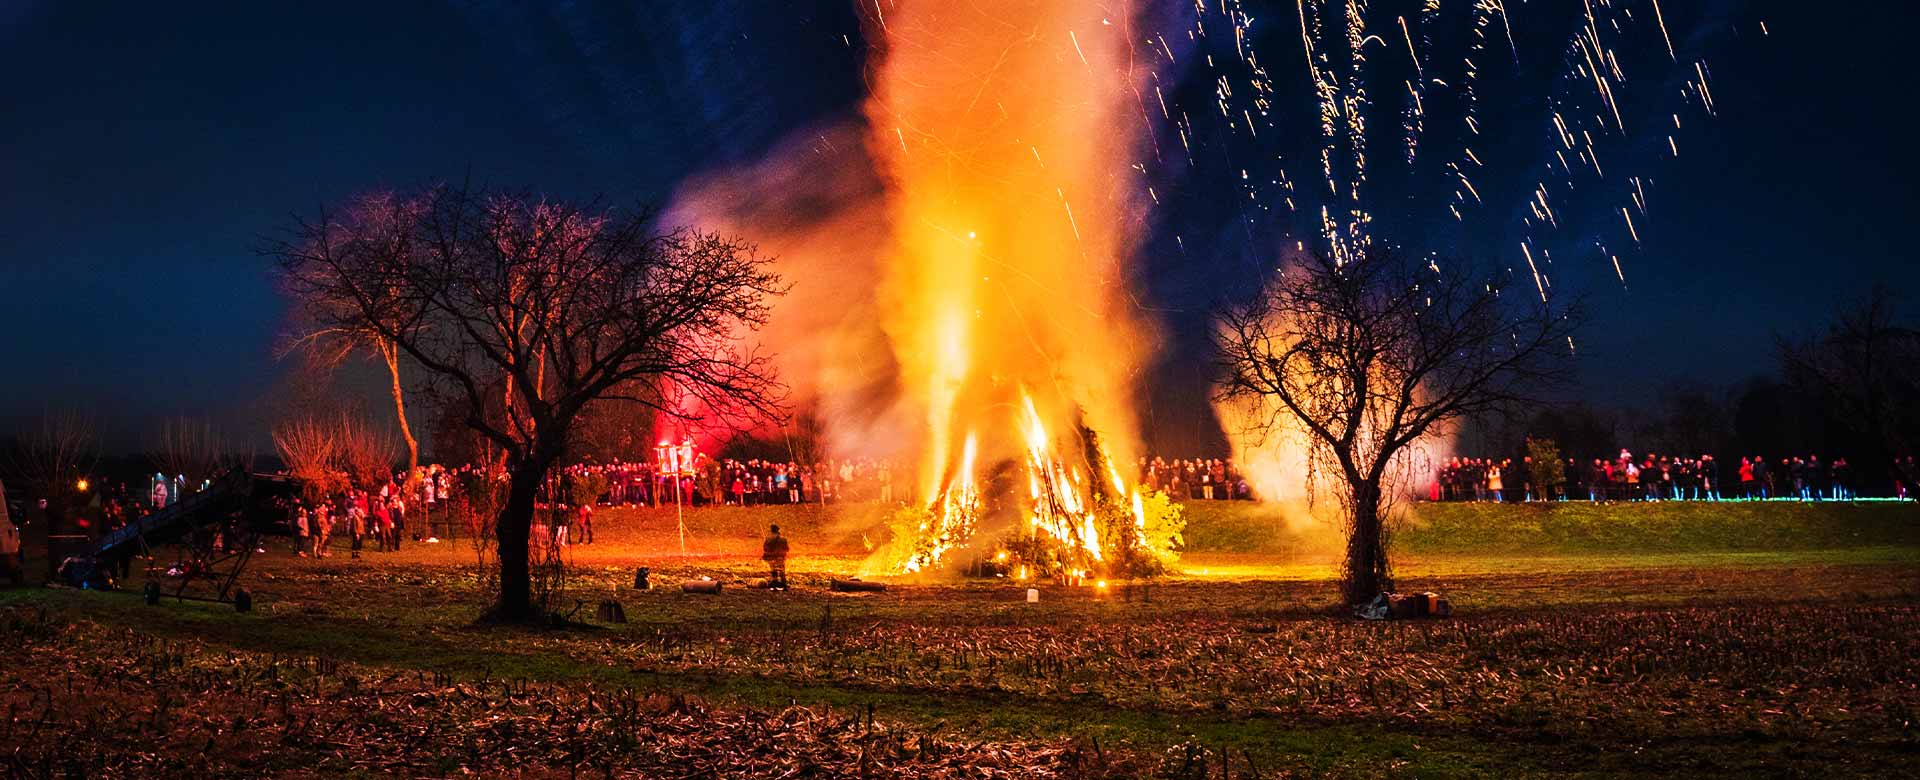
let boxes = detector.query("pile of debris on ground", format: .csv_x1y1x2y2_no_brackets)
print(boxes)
1356,591,1452,620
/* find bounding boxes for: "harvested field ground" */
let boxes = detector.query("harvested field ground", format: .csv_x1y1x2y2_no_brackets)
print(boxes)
3,500,1918,778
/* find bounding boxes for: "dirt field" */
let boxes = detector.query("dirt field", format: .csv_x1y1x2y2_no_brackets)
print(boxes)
2,501,1917,778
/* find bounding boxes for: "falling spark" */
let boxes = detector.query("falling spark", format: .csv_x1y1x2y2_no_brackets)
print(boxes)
1399,15,1422,76
1495,0,1519,64
1130,0,1724,363
1694,61,1717,115
1059,189,1082,241
1650,0,1676,60
1520,241,1548,302
1458,172,1483,204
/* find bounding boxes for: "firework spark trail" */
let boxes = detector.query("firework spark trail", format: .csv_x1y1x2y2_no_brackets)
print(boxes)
1694,60,1716,115
1650,0,1677,61
1399,15,1421,76
1520,240,1547,302
1359,3,1704,274
1342,0,1371,205
1299,0,1336,193
1133,0,1742,306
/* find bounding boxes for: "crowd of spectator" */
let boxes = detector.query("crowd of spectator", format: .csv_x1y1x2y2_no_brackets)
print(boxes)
51,447,1920,563
78,466,477,560
559,457,901,508
1432,452,1920,502
283,465,466,558
1138,457,1256,501
561,456,1268,508
245,453,1267,556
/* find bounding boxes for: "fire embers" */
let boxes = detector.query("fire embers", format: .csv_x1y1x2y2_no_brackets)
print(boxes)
894,435,982,574
883,394,1184,582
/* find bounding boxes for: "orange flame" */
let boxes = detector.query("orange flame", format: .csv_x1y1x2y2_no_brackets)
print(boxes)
865,0,1156,511
671,1,1170,577
849,0,1166,574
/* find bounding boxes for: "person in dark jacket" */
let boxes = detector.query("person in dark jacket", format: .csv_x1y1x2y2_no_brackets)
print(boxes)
1700,455,1720,501
761,524,790,589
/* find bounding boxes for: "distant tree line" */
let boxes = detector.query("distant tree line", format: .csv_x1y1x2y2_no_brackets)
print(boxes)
1456,286,1918,495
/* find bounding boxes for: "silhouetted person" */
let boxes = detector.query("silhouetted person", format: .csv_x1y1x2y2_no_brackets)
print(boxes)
761,524,790,589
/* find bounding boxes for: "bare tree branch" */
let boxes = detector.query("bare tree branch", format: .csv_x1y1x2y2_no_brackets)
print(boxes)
1216,249,1577,605
270,183,787,621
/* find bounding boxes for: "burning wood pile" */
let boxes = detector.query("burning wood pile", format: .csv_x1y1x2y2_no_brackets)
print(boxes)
682,0,1188,584
879,395,1182,583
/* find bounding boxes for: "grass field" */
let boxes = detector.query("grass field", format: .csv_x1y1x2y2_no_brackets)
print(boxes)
3,499,1917,778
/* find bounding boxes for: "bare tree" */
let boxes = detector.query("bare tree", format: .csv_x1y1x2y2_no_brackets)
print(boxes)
273,418,345,499
568,392,659,462
1639,381,1735,457
274,184,784,622
336,415,401,489
278,193,424,480
1778,285,1920,493
148,417,230,485
0,411,98,504
1216,249,1575,605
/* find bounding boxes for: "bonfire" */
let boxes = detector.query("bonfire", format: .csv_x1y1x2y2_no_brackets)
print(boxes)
881,393,1182,582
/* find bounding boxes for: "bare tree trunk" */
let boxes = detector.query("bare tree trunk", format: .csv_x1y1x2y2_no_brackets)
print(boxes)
492,463,542,622
1343,479,1392,606
379,339,420,476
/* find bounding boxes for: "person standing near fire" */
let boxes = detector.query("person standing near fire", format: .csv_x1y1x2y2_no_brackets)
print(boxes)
372,498,392,552
348,491,367,559
312,500,332,557
575,501,594,544
293,502,311,557
761,524,790,589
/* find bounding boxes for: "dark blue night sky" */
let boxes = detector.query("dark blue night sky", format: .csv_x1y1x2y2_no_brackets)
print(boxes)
1,1,1912,450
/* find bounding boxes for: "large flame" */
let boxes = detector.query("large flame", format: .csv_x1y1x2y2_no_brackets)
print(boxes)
665,1,1171,575
862,0,1159,573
